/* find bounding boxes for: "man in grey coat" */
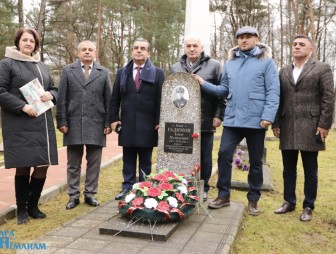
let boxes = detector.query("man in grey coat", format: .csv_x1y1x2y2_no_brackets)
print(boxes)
57,40,112,209
273,35,335,221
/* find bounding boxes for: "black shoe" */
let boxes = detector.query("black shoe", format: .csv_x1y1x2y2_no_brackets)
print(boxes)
115,189,129,200
84,196,100,207
66,198,80,210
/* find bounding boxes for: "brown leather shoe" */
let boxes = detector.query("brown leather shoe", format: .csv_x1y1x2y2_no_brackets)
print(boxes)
300,207,312,221
274,202,296,214
248,200,259,216
208,197,230,209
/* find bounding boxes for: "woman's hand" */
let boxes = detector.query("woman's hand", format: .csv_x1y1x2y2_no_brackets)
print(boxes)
40,91,53,102
22,104,38,117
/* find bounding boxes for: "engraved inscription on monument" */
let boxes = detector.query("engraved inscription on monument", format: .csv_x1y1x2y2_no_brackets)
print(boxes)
164,122,194,154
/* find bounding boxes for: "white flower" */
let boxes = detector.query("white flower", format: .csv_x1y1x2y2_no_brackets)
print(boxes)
182,179,188,185
132,183,140,189
177,184,188,194
125,193,136,203
167,197,178,208
144,198,158,209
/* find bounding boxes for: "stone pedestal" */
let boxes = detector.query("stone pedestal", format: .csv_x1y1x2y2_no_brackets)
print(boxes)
99,215,182,242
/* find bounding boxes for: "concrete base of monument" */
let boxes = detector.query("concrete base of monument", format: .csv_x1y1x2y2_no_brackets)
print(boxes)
99,211,190,242
231,164,274,191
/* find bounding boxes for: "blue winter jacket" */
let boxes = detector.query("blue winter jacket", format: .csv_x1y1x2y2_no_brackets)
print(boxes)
202,44,280,129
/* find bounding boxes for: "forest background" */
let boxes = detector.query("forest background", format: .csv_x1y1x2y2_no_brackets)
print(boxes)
0,0,335,82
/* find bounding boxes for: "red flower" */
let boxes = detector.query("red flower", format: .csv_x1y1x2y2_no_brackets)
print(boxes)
194,164,201,172
192,133,199,139
159,182,174,191
188,186,196,192
176,192,185,202
147,187,162,197
157,201,170,212
132,197,144,207
139,181,152,189
162,171,177,178
152,174,168,182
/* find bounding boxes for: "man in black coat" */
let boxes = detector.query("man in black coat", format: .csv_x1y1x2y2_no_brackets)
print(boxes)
111,38,164,200
170,34,225,202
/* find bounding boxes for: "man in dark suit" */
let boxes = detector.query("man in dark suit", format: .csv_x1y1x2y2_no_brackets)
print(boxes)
273,35,335,221
57,40,112,209
173,85,188,108
110,38,164,200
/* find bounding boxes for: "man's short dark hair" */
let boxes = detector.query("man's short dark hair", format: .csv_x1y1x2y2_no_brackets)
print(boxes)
294,34,313,44
14,27,40,53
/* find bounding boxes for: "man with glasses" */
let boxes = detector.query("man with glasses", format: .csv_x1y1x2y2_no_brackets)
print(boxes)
110,38,165,200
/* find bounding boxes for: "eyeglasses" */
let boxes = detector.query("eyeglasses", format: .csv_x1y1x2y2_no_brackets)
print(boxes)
133,46,148,51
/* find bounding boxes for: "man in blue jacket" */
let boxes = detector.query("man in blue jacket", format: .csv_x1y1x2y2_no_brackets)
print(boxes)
193,26,280,215
110,38,164,200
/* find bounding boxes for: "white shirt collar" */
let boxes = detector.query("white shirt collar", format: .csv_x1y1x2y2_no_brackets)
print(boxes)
81,62,93,69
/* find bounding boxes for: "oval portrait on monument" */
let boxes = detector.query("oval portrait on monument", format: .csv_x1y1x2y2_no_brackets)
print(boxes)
172,85,189,109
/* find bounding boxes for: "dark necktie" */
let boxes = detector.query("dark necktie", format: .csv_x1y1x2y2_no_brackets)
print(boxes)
135,66,142,90
84,65,90,80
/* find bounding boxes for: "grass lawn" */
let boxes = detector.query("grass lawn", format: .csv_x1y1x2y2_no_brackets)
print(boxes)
0,128,335,254
211,128,336,254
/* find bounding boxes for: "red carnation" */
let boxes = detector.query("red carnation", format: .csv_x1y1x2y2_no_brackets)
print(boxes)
157,201,170,212
139,181,152,189
159,182,174,191
192,133,199,139
194,164,201,172
153,174,168,182
162,171,176,178
132,197,144,207
176,192,185,202
147,187,162,197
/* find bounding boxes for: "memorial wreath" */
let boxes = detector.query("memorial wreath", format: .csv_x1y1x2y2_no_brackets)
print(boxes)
118,169,199,222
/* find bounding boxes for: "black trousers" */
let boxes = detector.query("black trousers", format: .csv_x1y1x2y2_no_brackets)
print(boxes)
121,147,153,190
281,150,318,209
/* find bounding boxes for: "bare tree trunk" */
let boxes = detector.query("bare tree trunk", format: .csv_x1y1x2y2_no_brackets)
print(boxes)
96,0,102,63
307,0,317,58
37,0,47,37
18,0,24,27
267,3,271,46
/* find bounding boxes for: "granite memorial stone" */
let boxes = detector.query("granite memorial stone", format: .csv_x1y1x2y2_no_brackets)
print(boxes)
157,72,201,175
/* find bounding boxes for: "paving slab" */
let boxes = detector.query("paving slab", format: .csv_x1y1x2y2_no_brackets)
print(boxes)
34,199,244,254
